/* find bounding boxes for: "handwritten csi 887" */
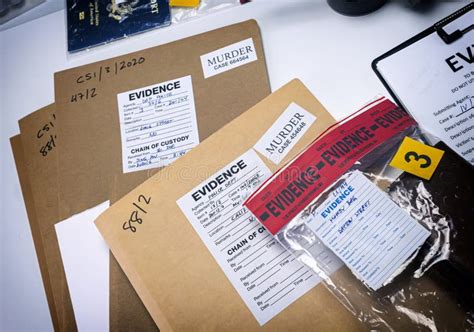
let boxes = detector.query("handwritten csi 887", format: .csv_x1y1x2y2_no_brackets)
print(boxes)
36,113,57,157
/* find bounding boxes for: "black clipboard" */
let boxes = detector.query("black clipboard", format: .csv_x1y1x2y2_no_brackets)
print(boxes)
372,2,473,110
374,2,474,313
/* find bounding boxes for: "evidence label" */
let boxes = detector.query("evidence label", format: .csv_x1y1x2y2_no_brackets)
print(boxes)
117,75,199,173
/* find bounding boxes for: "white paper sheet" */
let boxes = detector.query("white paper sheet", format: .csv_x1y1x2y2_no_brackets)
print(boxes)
55,201,110,332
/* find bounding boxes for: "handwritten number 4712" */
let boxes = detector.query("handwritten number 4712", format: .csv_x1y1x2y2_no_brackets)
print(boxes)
123,195,151,233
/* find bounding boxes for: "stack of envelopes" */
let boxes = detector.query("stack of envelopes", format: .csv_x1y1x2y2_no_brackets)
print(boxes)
12,7,474,331
12,19,366,331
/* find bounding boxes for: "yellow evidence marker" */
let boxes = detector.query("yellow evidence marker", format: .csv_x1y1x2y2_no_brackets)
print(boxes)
390,136,445,180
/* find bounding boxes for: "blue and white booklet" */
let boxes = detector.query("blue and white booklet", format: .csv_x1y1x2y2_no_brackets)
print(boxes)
67,0,171,52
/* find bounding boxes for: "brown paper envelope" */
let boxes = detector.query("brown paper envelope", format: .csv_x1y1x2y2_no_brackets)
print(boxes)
48,20,269,331
16,104,158,331
15,20,269,330
95,80,365,331
13,104,77,332
109,181,159,331
109,253,158,331
10,135,61,331
54,19,270,220
104,20,269,331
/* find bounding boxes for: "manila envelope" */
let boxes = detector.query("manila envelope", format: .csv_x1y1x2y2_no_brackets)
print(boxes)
13,105,156,331
95,79,365,331
12,104,75,332
14,20,270,331
54,19,270,220
11,134,66,331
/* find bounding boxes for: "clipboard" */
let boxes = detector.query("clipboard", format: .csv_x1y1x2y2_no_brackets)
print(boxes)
372,4,474,314
371,3,474,165
372,2,473,109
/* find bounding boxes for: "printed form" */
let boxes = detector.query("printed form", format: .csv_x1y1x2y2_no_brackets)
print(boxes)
306,171,430,290
377,11,474,165
178,150,319,325
117,75,199,173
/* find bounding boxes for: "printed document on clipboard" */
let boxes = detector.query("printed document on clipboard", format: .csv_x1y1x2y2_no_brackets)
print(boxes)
373,3,474,165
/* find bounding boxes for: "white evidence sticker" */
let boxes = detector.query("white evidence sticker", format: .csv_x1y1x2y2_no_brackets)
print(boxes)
200,38,258,78
177,149,321,325
306,171,430,290
254,102,317,164
117,75,199,173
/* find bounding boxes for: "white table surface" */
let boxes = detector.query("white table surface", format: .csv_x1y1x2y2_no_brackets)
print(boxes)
0,1,468,330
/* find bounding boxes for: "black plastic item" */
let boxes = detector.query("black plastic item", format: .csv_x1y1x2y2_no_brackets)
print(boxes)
388,142,474,277
388,142,474,311
327,0,387,16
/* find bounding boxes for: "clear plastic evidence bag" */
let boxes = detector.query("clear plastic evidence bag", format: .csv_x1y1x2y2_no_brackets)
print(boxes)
245,97,474,331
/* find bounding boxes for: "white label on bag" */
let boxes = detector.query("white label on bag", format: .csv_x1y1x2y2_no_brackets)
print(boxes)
177,149,321,325
117,75,199,173
200,38,258,78
254,103,316,164
306,170,430,290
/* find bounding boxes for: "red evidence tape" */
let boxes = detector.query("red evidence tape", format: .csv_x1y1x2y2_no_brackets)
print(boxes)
244,98,416,235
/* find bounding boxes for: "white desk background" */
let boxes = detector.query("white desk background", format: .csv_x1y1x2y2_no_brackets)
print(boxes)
0,1,468,330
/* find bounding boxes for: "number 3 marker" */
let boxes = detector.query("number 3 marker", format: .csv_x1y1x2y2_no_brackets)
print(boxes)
404,151,432,169
390,137,444,180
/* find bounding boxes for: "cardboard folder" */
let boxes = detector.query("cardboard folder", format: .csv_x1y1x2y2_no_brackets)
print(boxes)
54,19,270,219
95,80,365,331
12,20,270,331
11,104,76,331
12,104,160,331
